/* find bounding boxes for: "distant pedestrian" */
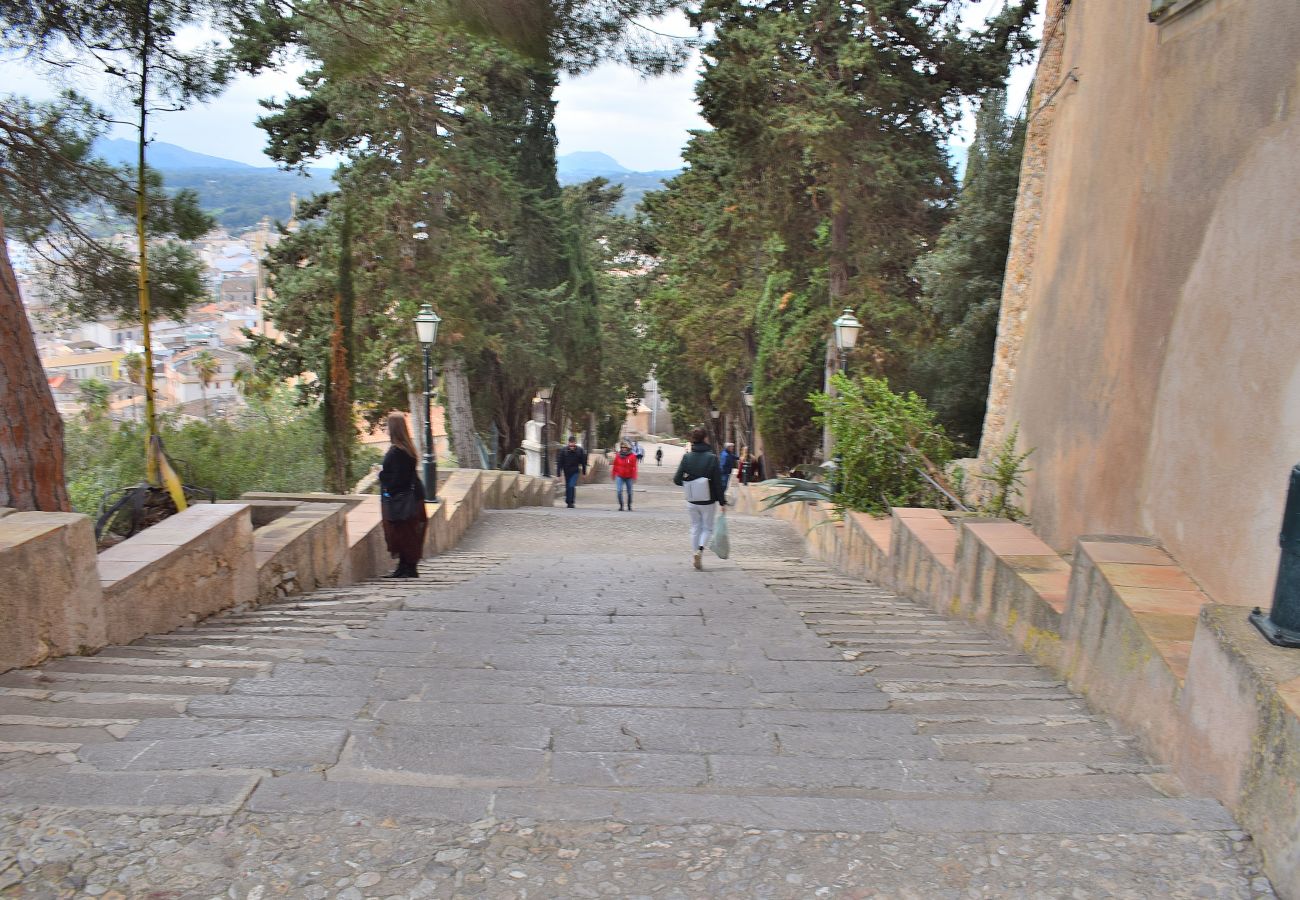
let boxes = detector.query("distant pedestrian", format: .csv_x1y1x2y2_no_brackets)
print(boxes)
672,427,727,570
655,447,663,467
719,441,737,494
611,440,638,511
555,434,588,508
378,412,428,578
632,439,645,461
738,446,764,485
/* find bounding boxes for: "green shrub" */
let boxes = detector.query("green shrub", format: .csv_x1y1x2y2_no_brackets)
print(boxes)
975,424,1033,521
812,374,956,515
63,392,380,516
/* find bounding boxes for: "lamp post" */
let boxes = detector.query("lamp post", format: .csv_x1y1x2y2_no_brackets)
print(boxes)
710,405,721,447
1250,462,1300,647
414,304,441,503
539,386,553,477
741,381,755,454
828,308,862,492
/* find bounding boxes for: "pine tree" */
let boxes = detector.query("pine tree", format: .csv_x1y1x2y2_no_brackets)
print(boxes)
640,0,1035,470
909,89,1026,448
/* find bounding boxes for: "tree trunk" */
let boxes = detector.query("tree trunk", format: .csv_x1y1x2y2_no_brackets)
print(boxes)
441,353,481,468
408,388,426,458
323,203,355,493
0,213,70,511
823,194,851,461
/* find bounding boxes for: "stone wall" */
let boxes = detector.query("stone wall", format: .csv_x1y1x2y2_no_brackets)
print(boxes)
98,504,257,646
735,485,1300,896
253,502,349,603
0,512,104,671
977,0,1300,609
0,472,556,674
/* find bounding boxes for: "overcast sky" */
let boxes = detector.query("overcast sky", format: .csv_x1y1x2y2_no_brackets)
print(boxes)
0,7,1039,173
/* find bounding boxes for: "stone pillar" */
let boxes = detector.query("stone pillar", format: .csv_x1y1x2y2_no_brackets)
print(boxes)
522,419,544,477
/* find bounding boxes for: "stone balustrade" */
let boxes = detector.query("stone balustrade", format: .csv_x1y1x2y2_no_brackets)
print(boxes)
733,482,1300,897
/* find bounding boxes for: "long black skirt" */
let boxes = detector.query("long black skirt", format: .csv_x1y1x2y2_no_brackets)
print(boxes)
383,505,428,567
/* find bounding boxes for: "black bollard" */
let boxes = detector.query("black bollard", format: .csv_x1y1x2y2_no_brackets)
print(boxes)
1250,463,1300,648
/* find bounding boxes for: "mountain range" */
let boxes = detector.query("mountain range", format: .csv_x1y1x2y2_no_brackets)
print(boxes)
93,140,677,227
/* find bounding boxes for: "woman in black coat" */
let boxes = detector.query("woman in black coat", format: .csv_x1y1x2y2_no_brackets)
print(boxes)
378,412,428,578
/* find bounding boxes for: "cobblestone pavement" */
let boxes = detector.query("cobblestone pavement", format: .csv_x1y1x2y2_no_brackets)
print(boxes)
0,468,1276,897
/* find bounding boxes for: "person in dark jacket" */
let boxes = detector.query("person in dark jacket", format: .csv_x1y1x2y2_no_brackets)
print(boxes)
555,434,588,508
719,442,737,495
378,412,428,578
738,446,764,485
672,427,727,570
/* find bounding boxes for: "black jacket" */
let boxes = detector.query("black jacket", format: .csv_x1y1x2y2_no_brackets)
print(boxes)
555,444,588,476
379,446,421,496
673,442,726,505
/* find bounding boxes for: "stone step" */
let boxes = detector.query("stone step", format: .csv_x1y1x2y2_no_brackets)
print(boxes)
934,734,1147,765
0,695,183,719
174,625,354,635
132,634,331,647
77,728,348,772
914,714,1109,734
888,697,1089,715
0,722,123,744
0,671,232,692
877,678,1066,691
105,645,304,662
41,658,269,678
0,771,259,815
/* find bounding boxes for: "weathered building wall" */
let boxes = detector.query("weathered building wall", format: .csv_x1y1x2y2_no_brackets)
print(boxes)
981,0,1300,606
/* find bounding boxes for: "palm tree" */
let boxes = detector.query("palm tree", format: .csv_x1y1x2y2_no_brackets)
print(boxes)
122,352,146,421
193,350,219,421
233,366,273,403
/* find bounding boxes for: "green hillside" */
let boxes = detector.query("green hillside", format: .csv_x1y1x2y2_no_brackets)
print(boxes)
162,168,333,231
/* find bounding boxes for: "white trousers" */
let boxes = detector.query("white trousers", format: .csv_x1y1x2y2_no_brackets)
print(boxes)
688,502,717,551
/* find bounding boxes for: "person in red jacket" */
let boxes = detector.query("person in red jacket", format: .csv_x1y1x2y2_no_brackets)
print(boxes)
611,440,639,511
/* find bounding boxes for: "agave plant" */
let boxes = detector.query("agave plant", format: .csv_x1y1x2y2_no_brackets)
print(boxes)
760,476,837,511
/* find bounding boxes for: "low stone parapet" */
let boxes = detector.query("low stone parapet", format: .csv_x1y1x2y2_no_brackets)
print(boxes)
0,512,104,670
253,502,348,603
889,508,957,613
1179,606,1300,896
425,471,484,555
97,504,256,646
843,512,892,585
956,520,1071,669
1059,536,1210,765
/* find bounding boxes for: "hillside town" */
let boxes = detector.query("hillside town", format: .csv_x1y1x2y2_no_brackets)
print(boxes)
15,216,286,423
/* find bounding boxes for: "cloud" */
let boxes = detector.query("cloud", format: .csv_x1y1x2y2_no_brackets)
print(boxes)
555,60,707,172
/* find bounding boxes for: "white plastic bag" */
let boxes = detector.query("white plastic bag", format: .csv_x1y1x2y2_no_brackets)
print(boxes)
711,512,731,559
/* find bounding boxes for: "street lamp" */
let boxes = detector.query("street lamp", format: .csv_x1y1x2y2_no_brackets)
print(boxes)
833,308,862,369
741,381,755,459
414,303,441,503
828,308,862,492
539,386,553,477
